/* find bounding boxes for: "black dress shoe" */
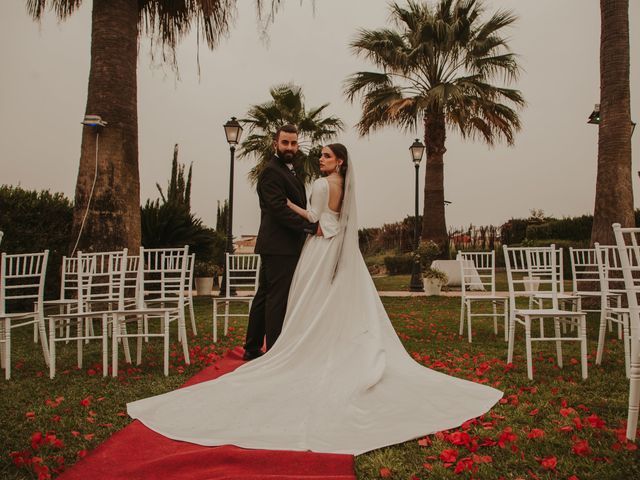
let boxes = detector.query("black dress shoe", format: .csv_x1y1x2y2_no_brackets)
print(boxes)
242,350,264,361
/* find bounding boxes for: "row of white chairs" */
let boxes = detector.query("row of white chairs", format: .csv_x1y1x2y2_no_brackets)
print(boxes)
1,247,194,379
458,248,587,380
456,227,640,441
458,246,631,376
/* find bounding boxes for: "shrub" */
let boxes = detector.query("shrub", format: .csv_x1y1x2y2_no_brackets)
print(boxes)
0,185,73,299
526,215,593,241
384,253,414,275
140,200,225,266
500,218,529,245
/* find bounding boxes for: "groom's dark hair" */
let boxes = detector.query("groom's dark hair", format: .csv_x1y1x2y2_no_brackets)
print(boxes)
275,124,298,141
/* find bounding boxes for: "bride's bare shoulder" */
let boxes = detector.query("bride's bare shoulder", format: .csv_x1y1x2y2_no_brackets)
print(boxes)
324,176,343,188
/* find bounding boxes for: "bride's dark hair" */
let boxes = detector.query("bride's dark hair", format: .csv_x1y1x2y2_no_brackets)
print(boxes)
326,143,349,208
326,143,348,179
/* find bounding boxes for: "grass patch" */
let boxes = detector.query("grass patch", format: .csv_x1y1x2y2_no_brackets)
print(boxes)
1,296,638,479
374,271,572,293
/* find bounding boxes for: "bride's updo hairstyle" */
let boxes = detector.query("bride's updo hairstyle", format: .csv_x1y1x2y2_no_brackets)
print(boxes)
326,143,348,179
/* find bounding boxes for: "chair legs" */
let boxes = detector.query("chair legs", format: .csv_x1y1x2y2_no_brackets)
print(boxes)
507,312,516,365
597,310,631,378
579,316,588,380
503,301,509,341
596,305,609,365
212,298,251,343
112,311,179,377
627,352,640,441
459,299,508,344
188,297,197,336
508,313,588,381
36,314,50,367
524,316,533,380
213,299,218,343
554,319,563,369
49,314,109,379
3,318,11,380
163,312,170,376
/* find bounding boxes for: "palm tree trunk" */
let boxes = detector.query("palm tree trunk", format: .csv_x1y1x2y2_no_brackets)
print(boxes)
591,0,634,245
421,112,448,257
72,0,140,253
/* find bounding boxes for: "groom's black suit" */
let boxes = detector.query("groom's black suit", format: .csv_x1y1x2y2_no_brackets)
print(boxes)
244,156,317,355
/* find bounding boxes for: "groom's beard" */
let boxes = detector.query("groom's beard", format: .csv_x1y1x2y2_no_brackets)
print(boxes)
276,147,296,162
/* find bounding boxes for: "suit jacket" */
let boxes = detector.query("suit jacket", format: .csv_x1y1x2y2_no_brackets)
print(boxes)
254,157,317,255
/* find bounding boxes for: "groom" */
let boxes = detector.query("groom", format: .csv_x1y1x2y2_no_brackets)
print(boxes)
243,124,318,360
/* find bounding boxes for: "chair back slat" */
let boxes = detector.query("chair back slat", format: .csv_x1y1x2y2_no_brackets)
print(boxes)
457,251,494,294
503,245,559,310
140,247,189,304
594,243,627,299
225,253,261,297
1,250,49,315
77,250,128,310
59,256,81,300
570,247,600,294
187,253,195,289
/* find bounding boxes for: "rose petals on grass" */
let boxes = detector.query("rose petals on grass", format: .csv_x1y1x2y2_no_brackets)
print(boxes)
527,428,545,439
439,448,458,463
539,456,558,470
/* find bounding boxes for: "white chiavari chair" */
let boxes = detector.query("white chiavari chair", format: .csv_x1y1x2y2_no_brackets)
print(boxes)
47,250,128,378
612,223,640,441
110,246,191,376
594,243,631,377
1,250,50,379
457,250,508,343
504,245,587,380
213,253,260,342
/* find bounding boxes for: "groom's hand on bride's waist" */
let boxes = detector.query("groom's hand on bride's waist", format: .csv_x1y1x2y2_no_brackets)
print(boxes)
303,222,319,235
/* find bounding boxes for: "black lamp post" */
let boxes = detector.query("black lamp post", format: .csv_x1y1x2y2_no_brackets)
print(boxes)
409,139,425,292
219,116,243,295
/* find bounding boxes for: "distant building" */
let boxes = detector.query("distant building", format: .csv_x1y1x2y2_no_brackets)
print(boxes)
234,235,257,254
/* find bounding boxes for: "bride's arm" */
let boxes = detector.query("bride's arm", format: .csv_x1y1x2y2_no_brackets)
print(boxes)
286,178,327,223
286,199,310,220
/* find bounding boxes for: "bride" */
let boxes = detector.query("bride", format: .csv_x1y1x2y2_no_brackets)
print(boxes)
127,143,502,455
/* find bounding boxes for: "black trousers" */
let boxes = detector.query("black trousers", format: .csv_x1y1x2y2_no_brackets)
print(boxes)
244,254,299,353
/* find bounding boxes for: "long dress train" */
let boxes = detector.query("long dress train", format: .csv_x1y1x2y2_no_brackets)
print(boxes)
128,174,503,455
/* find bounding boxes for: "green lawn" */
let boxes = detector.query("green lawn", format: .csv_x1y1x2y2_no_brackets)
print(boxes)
373,272,573,293
1,297,638,479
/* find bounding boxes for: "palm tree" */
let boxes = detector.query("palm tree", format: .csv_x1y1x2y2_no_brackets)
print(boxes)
591,0,634,245
345,0,524,251
25,0,283,253
240,83,344,184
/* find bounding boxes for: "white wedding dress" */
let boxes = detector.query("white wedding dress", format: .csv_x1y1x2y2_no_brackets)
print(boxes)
128,167,503,455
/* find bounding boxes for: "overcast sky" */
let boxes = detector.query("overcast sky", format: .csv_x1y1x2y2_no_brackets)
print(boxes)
1,0,638,236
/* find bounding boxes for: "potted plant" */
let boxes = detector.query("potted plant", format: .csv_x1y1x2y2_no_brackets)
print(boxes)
423,267,448,296
194,260,219,296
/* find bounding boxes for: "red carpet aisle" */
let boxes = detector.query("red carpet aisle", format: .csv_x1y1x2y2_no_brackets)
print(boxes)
58,347,356,480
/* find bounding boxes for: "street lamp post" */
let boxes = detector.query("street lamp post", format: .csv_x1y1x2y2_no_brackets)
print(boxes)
409,139,425,293
220,116,243,295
